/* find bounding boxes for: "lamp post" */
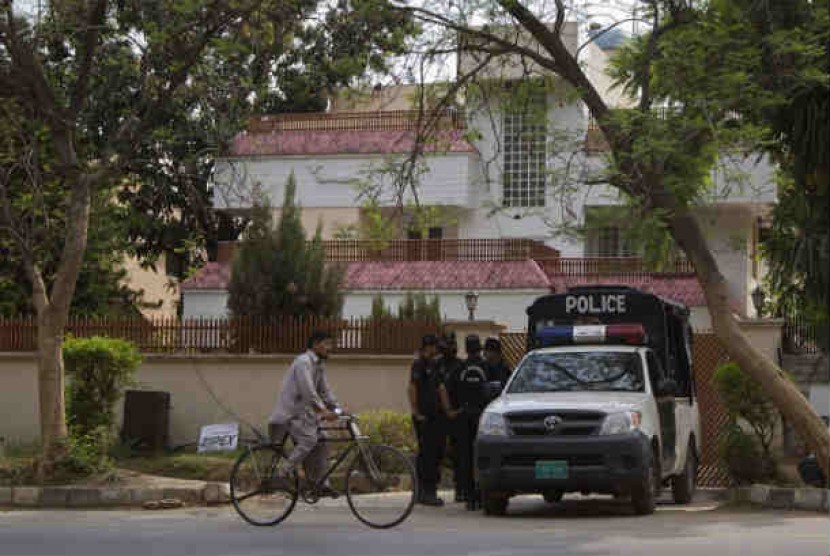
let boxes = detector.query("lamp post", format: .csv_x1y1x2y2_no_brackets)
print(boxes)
464,291,479,321
751,285,765,318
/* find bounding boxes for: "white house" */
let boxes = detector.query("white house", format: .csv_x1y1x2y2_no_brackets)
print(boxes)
190,20,776,330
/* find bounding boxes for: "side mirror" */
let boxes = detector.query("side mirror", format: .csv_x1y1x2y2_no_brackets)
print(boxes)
485,381,504,400
657,379,678,397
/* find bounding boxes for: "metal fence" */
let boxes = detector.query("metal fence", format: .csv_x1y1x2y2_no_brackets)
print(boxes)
783,314,823,354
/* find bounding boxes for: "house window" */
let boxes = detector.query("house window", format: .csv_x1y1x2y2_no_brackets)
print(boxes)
502,89,547,208
583,207,635,256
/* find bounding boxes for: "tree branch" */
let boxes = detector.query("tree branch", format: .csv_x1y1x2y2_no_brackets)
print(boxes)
70,0,110,115
397,4,563,75
575,18,646,57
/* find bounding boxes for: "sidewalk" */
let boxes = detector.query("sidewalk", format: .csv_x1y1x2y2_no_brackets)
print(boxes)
0,469,230,509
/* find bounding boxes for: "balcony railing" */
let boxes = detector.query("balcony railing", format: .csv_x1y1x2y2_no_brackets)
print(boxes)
247,109,466,133
321,239,559,263
540,257,695,276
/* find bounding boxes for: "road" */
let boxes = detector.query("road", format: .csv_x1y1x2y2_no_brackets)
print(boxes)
1,495,827,556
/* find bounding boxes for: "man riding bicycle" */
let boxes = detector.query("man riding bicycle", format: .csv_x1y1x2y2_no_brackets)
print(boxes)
269,330,342,498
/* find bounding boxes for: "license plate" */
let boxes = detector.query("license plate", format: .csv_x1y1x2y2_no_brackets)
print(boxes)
535,460,568,479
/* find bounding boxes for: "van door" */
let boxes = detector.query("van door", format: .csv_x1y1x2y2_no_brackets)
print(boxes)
647,350,676,473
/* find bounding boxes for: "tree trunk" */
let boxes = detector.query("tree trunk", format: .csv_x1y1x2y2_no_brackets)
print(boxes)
35,310,69,476
669,209,830,479
31,178,91,477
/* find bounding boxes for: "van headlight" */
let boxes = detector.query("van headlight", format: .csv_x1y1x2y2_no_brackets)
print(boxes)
598,411,642,436
478,412,508,437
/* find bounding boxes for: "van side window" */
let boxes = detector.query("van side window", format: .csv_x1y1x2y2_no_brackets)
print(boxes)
645,350,665,391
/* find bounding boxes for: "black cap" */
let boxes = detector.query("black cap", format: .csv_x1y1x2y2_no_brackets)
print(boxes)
421,334,439,348
484,337,501,352
442,332,457,345
465,334,482,353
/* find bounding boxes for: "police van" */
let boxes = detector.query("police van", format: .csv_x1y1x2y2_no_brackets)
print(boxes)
476,286,701,516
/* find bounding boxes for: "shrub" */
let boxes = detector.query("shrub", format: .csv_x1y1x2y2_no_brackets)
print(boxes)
356,410,417,454
227,173,344,321
718,424,766,485
63,336,142,437
713,362,779,482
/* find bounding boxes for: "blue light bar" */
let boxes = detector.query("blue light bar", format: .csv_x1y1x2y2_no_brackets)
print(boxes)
536,326,574,347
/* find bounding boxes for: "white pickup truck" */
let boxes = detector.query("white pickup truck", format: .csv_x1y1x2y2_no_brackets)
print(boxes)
475,287,701,516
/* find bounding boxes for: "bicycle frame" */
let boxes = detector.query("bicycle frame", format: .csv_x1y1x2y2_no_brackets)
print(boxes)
307,417,373,493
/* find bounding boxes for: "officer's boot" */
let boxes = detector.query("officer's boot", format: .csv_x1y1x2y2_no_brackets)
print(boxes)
465,485,482,511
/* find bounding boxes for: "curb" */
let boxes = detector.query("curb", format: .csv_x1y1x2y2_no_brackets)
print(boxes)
730,485,829,513
0,482,230,509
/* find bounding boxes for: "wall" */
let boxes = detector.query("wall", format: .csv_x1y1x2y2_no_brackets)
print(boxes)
121,254,180,319
213,152,477,211
0,353,415,447
342,290,548,332
271,206,361,240
182,290,228,320
181,289,548,331
0,353,40,445
695,205,755,317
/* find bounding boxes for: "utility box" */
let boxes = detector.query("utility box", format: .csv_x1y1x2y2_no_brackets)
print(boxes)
122,390,171,453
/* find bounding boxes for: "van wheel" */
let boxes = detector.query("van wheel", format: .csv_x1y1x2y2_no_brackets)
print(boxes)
483,492,508,516
632,450,659,515
672,441,697,504
542,490,563,504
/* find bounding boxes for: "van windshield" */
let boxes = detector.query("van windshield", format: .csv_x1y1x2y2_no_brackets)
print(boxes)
507,352,645,393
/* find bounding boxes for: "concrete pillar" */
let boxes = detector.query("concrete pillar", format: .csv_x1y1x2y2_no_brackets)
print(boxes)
736,318,784,362
443,320,507,358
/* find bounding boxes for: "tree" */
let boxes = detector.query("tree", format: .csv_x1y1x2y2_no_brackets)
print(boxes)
0,0,414,473
386,0,830,475
0,113,143,318
227,174,344,319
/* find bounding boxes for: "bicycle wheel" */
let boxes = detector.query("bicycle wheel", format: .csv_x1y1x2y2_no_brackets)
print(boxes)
345,444,416,529
230,445,299,526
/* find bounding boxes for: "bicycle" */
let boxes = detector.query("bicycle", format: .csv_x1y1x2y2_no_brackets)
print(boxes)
229,414,417,529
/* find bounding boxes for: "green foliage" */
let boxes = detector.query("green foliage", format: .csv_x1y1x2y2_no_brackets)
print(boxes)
608,0,829,340
227,174,344,319
63,336,142,437
356,410,417,454
371,293,394,320
0,102,144,318
713,362,780,481
397,292,441,322
717,424,767,485
55,427,117,480
1,0,417,293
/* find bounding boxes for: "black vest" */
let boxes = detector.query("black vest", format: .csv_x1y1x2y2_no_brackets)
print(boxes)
458,356,489,412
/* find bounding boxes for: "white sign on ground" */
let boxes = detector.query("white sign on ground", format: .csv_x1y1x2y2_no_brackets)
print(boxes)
198,423,239,453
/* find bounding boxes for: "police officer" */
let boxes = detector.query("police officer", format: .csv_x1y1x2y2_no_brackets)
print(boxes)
408,334,445,506
484,337,512,387
443,334,490,510
436,333,466,502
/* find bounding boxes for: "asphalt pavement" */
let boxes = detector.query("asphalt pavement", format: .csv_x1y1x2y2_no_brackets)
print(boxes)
1,494,827,556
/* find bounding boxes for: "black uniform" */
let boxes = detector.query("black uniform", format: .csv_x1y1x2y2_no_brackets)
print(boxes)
438,352,466,497
410,355,445,501
446,353,491,509
485,358,512,388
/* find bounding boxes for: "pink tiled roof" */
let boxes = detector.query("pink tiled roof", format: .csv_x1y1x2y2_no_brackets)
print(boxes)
228,129,476,157
181,260,708,308
548,275,706,307
181,260,551,291
343,260,551,291
180,262,231,290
